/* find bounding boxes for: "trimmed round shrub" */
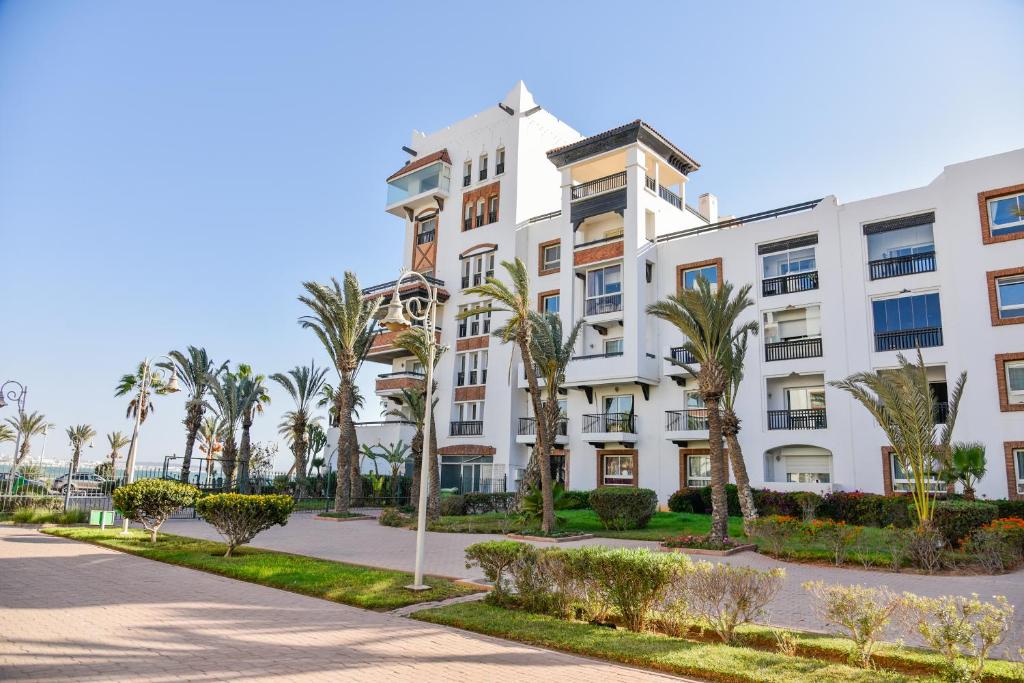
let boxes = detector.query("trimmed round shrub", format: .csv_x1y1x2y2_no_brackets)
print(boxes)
195,493,294,557
113,478,201,542
589,487,657,530
560,489,592,510
465,540,534,602
440,494,466,516
378,507,411,527
931,499,999,546
667,487,705,513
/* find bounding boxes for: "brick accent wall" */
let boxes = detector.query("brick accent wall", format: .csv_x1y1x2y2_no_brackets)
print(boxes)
986,266,1024,326
978,183,1024,245
462,181,500,230
573,240,624,267
537,289,559,313
995,352,1024,412
538,238,561,276
675,257,723,294
438,445,496,456
368,328,441,356
1004,441,1024,500
596,448,638,487
374,376,422,393
455,336,489,352
454,386,486,402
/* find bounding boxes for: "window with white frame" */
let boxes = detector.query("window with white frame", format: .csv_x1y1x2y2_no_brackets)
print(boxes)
463,203,473,230
686,454,710,487
585,264,622,315
540,292,560,315
681,264,718,291
762,246,816,279
602,454,634,486
479,154,488,181
456,401,484,421
988,191,1024,237
463,160,472,187
495,147,505,174
1006,361,1024,405
416,215,436,245
541,243,561,272
457,303,491,338
995,275,1024,320
476,199,485,225
891,453,943,493
603,338,623,355
1015,448,1024,495
488,196,498,223
455,350,488,386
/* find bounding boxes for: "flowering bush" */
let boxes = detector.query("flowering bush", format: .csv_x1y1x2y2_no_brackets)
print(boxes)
932,500,999,546
802,519,862,566
748,515,799,556
963,518,1024,573
803,581,902,668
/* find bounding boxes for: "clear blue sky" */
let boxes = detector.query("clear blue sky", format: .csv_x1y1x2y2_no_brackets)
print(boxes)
1,1,1022,468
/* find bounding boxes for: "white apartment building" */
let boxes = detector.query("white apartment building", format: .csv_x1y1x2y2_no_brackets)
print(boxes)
345,81,1024,504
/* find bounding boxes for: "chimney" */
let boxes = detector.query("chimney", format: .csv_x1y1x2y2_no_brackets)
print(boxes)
698,193,718,224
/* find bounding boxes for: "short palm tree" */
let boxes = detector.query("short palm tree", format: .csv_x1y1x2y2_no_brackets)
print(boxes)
299,273,381,514
463,257,559,533
207,372,244,490
365,440,411,499
0,424,14,445
719,333,758,532
105,431,131,483
234,364,270,494
3,411,51,492
386,387,436,509
647,277,758,543
114,362,170,422
196,415,225,480
273,361,328,495
159,346,226,483
830,350,966,526
943,441,986,501
66,424,97,473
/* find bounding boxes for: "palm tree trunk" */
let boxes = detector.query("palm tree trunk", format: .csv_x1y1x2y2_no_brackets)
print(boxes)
724,427,757,534
238,415,252,494
180,401,203,483
222,437,237,489
409,425,423,510
706,396,729,543
519,336,554,534
334,375,354,514
427,412,440,520
294,438,309,497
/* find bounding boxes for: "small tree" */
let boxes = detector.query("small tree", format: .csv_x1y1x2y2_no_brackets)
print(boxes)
943,442,986,501
683,562,785,644
112,479,201,542
803,581,902,668
195,493,294,557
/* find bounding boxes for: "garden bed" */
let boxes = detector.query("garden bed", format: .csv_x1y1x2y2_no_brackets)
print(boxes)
506,532,594,543
314,512,373,522
659,542,757,557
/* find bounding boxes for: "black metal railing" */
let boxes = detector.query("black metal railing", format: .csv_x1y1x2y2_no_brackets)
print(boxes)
934,401,949,424
477,213,485,226
450,421,484,436
874,327,943,352
416,230,435,245
495,162,504,175
575,233,623,250
461,275,469,289
376,371,424,380
868,252,937,280
645,175,656,191
487,211,497,223
571,171,627,201
463,174,471,187
666,409,709,431
670,346,698,364
582,413,636,433
464,218,472,230
762,271,819,296
362,275,444,296
767,408,827,430
479,169,487,181
764,337,823,361
584,293,623,316
517,417,568,436
572,351,624,361
659,185,682,209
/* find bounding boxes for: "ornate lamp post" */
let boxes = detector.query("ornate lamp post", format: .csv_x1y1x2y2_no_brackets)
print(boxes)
1,380,28,492
379,268,443,591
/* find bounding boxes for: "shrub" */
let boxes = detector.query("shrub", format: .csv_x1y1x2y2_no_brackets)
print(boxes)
792,491,823,522
463,492,516,515
589,487,658,530
752,489,801,517
377,507,410,527
112,478,200,542
698,484,741,517
932,500,999,546
464,540,532,602
560,489,592,510
667,487,705,514
985,517,1024,556
901,593,1015,683
906,525,945,573
440,495,466,516
589,547,686,632
11,506,88,525
195,493,294,557
802,519,862,566
803,581,901,668
993,499,1024,519
551,545,613,622
880,525,913,572
963,528,1020,574
506,545,554,613
682,562,785,644
748,515,798,556
519,483,572,531
818,491,912,528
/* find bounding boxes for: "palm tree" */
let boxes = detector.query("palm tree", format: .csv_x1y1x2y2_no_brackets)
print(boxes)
386,388,436,509
830,350,966,527
529,312,583,500
3,412,51,493
463,257,557,533
207,372,244,490
647,277,758,543
365,440,411,499
196,415,225,481
943,441,986,500
273,361,328,496
299,273,381,514
234,364,270,494
105,431,130,483
719,333,758,533
159,346,226,483
66,424,97,473
114,362,169,422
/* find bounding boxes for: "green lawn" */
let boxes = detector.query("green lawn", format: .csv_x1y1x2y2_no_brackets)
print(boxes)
43,527,478,610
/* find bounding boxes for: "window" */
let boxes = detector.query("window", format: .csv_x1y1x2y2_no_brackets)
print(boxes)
681,264,718,291
891,453,943,493
540,293,560,315
763,246,816,279
683,392,708,429
988,191,1024,238
585,264,622,316
488,196,498,223
495,147,505,175
416,216,436,245
602,454,634,486
1015,448,1024,495
763,306,821,343
866,222,936,279
456,352,486,386
454,401,484,421
686,454,710,487
785,386,826,411
462,252,494,288
463,161,472,187
996,276,1024,320
603,394,633,416
1007,361,1024,405
463,203,473,231
476,199,485,226
541,243,561,272
457,303,492,338
872,293,943,351
604,338,623,355
479,154,488,181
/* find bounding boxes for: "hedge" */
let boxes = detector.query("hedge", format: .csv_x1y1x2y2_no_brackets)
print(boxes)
931,500,999,546
561,489,592,510
589,487,657,530
195,493,294,557
440,494,466,516
464,492,516,515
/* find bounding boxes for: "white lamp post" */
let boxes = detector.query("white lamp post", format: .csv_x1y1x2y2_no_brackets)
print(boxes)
379,268,443,591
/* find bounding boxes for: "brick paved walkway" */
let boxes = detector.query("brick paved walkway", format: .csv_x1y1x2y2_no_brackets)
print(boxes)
0,527,683,682
169,515,1024,654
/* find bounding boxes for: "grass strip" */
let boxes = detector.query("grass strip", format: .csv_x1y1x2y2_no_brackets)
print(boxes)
43,527,477,611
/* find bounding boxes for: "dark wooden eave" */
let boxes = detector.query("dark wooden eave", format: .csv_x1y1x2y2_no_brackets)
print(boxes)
546,120,700,176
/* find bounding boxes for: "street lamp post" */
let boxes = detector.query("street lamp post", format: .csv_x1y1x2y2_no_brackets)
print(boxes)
379,268,442,591
120,356,179,534
1,380,28,495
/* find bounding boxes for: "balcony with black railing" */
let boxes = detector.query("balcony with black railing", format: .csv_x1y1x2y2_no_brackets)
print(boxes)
762,271,819,297
571,171,627,201
643,175,683,209
416,230,435,245
487,211,497,223
479,168,487,181
582,413,636,435
767,408,827,430
495,162,504,175
584,293,623,317
450,421,484,437
868,252,937,280
934,401,949,424
455,369,487,387
669,347,698,365
665,409,709,432
516,417,569,442
476,213,485,226
463,174,471,187
463,218,472,230
874,327,943,352
765,337,823,362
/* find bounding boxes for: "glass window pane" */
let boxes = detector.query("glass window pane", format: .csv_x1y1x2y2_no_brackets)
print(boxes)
925,293,941,327
1007,363,1024,392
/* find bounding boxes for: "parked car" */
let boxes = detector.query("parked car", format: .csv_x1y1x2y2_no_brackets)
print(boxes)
51,473,108,495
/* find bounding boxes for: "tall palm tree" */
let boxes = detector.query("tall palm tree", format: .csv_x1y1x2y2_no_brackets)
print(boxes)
66,424,97,473
196,415,225,481
234,364,270,494
529,312,583,498
830,350,965,527
207,372,244,490
159,346,226,483
3,412,51,493
299,273,381,514
719,333,758,532
386,388,436,509
647,277,758,543
105,431,130,483
273,361,328,495
463,257,558,533
114,362,169,422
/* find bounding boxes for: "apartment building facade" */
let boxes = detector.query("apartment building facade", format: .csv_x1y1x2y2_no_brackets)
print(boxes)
347,81,1024,504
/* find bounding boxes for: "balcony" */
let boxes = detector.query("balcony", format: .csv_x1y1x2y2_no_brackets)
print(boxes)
450,421,483,437
762,271,819,297
764,337,823,362
362,275,449,303
574,234,624,268
463,174,471,187
664,409,709,442
934,401,949,424
767,408,827,430
367,327,442,364
487,211,497,223
416,230,435,245
868,252,937,280
572,350,624,362
375,371,425,397
584,293,623,317
669,347,698,365
479,168,487,182
874,327,943,352
460,271,492,290
457,318,491,338
571,171,626,201
463,218,472,230
582,413,637,445
495,162,504,175
385,158,451,217
515,417,569,445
